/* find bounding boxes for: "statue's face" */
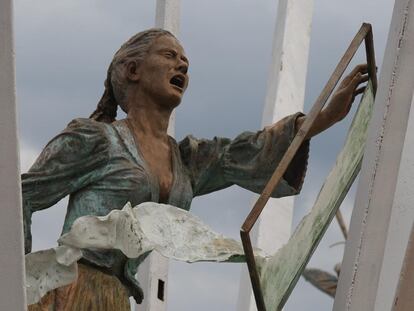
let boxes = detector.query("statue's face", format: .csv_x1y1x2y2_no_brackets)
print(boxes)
134,35,189,108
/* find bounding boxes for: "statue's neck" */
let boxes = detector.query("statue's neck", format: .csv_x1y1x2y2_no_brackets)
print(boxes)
126,104,171,141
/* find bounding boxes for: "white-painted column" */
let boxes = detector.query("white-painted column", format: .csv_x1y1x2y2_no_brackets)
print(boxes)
135,1,180,310
155,0,180,35
0,0,27,310
237,1,314,310
136,253,169,311
155,0,181,137
392,224,414,311
333,1,414,310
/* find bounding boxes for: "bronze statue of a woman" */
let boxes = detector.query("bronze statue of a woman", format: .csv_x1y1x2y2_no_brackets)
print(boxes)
23,29,368,310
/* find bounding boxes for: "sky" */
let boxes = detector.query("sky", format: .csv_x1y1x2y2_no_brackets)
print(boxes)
14,0,395,310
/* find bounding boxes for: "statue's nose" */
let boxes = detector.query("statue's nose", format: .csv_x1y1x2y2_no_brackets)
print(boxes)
177,59,188,75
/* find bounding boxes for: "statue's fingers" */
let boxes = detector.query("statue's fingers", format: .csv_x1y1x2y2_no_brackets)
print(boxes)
354,86,367,97
359,74,369,84
351,86,367,104
340,64,368,88
350,64,368,77
349,72,369,90
347,72,362,90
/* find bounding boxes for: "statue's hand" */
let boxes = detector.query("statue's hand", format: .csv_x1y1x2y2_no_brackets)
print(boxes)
296,64,369,138
321,64,369,125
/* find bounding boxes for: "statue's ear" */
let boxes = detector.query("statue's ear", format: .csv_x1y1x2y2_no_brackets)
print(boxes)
126,61,140,82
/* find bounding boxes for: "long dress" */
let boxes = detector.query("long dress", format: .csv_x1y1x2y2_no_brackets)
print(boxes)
23,113,309,309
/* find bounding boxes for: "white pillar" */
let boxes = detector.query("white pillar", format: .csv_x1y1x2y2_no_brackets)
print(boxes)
155,0,181,137
155,0,180,35
0,0,27,310
135,1,180,310
237,0,314,310
333,1,414,310
392,224,414,311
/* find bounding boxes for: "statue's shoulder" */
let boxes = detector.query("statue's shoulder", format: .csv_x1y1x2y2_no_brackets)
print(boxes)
56,118,116,149
66,117,111,131
64,117,118,137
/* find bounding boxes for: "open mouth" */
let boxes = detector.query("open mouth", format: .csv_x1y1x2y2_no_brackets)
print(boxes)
170,74,185,91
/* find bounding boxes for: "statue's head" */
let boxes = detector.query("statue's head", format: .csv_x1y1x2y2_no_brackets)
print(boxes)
90,28,189,123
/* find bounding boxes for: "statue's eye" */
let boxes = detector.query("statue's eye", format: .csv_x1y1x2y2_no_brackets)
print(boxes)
164,51,176,58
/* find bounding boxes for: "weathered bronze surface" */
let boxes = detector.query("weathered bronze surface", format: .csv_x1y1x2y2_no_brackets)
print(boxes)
23,29,310,307
23,24,371,309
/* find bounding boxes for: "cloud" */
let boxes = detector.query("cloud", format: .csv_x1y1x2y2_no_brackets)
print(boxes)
15,0,156,146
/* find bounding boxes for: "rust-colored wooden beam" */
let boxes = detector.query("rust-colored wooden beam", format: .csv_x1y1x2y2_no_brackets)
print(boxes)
336,209,348,240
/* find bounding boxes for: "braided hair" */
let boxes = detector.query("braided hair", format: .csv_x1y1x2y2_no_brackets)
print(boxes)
89,28,175,123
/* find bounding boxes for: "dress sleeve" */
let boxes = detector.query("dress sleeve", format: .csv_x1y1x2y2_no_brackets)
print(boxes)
22,118,111,253
179,112,310,198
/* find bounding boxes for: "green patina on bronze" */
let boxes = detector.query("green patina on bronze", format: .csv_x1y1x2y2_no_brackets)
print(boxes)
21,26,372,310
22,113,308,304
257,82,375,311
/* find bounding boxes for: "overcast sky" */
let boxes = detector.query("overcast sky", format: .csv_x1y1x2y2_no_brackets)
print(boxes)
15,0,395,310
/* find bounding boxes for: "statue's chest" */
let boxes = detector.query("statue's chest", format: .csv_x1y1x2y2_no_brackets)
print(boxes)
148,168,174,204
109,121,193,208
138,145,173,203
105,155,192,207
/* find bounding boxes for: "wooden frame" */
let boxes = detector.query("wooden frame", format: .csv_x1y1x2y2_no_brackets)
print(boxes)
240,23,377,311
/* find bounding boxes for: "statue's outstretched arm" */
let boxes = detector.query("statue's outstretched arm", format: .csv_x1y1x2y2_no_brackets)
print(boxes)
179,112,309,199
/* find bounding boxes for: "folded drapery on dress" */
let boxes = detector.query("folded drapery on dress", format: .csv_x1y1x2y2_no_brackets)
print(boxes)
23,112,309,304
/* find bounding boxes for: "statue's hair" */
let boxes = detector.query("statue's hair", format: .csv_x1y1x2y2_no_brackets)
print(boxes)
89,28,175,123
